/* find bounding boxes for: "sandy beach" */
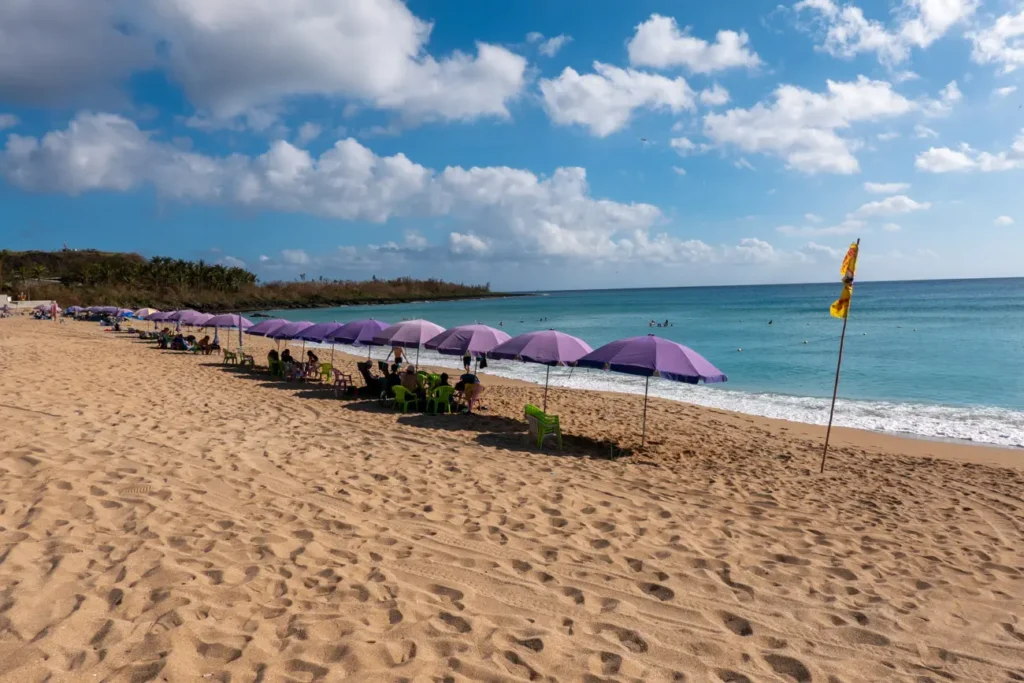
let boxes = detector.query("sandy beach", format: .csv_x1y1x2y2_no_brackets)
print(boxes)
1,317,1022,682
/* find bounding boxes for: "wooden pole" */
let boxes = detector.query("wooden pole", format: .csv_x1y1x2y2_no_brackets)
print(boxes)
820,238,860,473
641,376,650,448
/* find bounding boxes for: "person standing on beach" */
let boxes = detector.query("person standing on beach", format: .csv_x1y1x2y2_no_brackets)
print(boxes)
387,346,404,368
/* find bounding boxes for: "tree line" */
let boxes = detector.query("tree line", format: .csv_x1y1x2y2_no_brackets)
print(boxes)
0,250,496,311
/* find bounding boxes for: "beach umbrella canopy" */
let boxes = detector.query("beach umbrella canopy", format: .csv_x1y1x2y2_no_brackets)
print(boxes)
166,309,198,322
246,318,289,337
488,330,593,412
117,308,135,317
577,334,727,447
326,319,389,346
294,321,345,342
97,306,119,314
267,321,314,340
134,307,160,319
372,319,445,349
425,324,511,357
67,306,84,313
191,313,214,325
373,319,445,366
203,313,253,329
149,311,173,322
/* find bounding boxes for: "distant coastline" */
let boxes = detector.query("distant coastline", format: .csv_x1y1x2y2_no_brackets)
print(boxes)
246,291,529,315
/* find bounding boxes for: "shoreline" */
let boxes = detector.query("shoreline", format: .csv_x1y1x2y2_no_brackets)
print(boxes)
302,339,1024,453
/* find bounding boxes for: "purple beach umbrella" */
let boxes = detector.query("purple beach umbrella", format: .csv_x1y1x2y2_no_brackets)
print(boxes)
246,318,288,337
425,324,511,358
294,322,345,365
165,309,198,322
372,319,445,367
325,319,390,359
577,334,727,447
267,321,314,340
488,330,593,411
203,314,253,329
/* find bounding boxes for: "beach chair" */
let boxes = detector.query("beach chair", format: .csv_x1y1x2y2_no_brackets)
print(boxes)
427,373,441,390
222,350,238,364
239,353,255,368
318,363,333,383
268,358,284,378
391,386,416,413
426,386,454,415
332,368,355,396
525,404,562,450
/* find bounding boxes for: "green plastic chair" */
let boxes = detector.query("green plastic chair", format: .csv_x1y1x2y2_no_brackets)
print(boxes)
222,350,238,364
427,373,441,390
319,362,333,383
268,359,284,378
426,386,454,415
525,404,562,449
392,386,417,413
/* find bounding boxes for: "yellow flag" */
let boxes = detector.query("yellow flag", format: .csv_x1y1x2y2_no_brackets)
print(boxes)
830,282,853,319
830,242,859,319
839,242,859,279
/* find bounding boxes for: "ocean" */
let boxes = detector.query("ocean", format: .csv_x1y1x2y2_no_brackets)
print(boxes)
254,278,1024,448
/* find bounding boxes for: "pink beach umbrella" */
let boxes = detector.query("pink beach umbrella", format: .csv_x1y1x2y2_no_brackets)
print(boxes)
488,330,593,412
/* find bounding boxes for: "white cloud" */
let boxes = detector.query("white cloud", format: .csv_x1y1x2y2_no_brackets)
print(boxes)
699,83,731,106
915,124,938,138
877,131,900,140
220,255,246,268
670,137,699,155
734,158,755,170
281,249,310,265
800,241,843,260
538,34,572,57
259,255,270,262
449,232,489,254
995,215,1015,226
970,8,1024,74
995,85,1018,98
777,219,864,236
805,212,824,223
849,194,931,217
703,75,915,174
796,0,979,66
402,230,428,250
915,130,1024,172
883,222,901,231
864,181,910,194
539,62,694,137
0,0,527,124
295,123,322,146
672,166,687,175
627,14,761,72
0,114,18,130
923,80,963,117
0,0,155,107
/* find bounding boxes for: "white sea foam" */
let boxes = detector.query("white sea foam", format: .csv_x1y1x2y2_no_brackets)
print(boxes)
312,342,1024,449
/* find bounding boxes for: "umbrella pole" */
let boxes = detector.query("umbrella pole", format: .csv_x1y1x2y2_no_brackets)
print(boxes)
641,376,650,449
416,346,420,367
544,365,550,413
330,343,335,366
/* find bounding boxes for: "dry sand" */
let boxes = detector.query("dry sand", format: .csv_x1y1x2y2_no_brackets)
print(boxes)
1,316,1023,682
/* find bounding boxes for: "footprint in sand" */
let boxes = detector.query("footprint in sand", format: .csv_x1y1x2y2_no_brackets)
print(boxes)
720,612,754,636
640,582,674,601
763,654,812,683
438,611,472,634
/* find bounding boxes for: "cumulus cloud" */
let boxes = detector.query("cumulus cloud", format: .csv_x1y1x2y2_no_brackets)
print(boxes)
220,255,246,268
995,215,1015,226
281,249,310,265
804,213,823,223
703,75,914,174
627,14,761,72
699,83,730,106
849,194,931,217
527,33,572,57
864,181,910,194
995,85,1018,98
883,222,902,231
796,0,978,66
915,130,1024,172
0,114,18,130
0,0,527,124
970,8,1024,73
539,62,694,137
295,123,322,146
915,124,939,138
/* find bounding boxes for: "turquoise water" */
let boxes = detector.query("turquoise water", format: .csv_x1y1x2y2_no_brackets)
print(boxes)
254,278,1024,447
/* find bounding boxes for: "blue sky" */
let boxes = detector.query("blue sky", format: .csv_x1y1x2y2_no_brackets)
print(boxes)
1,0,1023,290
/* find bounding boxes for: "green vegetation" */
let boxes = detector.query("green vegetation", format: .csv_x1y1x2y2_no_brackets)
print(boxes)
0,249,498,311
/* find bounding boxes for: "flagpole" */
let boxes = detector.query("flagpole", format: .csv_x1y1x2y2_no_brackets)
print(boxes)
821,237,859,473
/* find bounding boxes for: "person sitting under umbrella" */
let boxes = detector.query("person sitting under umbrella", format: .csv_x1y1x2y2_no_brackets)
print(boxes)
384,363,402,394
